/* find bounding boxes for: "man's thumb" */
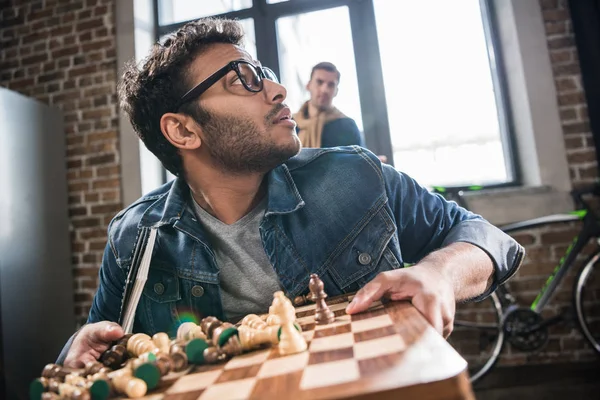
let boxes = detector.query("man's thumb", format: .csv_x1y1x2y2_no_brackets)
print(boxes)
90,322,125,344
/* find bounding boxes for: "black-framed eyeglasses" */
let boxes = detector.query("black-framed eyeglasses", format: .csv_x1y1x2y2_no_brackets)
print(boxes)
175,60,278,110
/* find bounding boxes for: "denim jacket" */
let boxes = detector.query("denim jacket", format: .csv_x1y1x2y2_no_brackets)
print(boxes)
86,146,524,338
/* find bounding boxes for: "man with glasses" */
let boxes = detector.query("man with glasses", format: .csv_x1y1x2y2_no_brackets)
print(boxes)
58,18,523,368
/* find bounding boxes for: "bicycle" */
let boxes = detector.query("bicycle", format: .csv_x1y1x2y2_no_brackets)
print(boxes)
431,184,600,384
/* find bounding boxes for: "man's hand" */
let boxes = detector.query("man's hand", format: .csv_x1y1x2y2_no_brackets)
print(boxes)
63,321,124,368
345,265,456,338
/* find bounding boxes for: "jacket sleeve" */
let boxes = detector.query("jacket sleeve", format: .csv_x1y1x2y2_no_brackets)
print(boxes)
322,118,365,147
381,163,524,297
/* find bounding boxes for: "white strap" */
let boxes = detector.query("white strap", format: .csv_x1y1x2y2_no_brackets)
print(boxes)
121,227,157,334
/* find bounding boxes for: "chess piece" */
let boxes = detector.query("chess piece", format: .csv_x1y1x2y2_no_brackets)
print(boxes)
293,294,312,307
152,332,171,354
309,274,335,325
108,367,147,398
241,314,268,330
237,325,280,350
100,334,131,369
177,322,207,342
169,341,189,372
271,291,307,355
127,333,157,357
265,313,281,326
200,316,242,356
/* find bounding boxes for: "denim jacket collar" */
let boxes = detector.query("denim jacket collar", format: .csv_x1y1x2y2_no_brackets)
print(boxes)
137,164,305,229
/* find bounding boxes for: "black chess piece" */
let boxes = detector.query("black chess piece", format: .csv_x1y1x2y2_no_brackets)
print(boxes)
309,274,335,325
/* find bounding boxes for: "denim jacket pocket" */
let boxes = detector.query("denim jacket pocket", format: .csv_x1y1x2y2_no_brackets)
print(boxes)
328,207,398,291
139,265,181,335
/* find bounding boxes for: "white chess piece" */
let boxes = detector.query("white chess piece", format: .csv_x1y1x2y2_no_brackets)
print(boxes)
271,291,307,355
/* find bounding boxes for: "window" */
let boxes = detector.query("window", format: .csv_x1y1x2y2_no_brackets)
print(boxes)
142,0,517,191
373,0,514,187
277,6,363,130
158,0,252,25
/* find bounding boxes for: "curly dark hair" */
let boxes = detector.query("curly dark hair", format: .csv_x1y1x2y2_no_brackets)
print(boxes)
118,18,245,176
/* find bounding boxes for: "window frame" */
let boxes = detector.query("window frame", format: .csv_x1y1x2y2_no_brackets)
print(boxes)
152,0,519,189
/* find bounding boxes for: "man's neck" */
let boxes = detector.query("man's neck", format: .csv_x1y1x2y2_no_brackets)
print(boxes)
307,102,332,118
186,167,267,225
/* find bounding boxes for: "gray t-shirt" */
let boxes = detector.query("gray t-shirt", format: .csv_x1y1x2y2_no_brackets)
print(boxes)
191,197,282,321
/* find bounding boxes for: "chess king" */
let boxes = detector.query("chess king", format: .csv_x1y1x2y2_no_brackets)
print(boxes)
58,17,524,368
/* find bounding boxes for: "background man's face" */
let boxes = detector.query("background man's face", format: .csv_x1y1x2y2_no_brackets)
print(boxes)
307,69,339,111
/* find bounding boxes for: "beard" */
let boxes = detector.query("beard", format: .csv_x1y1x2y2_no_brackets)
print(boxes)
195,104,301,174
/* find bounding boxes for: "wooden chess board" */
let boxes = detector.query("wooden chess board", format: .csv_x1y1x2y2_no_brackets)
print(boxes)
125,294,473,400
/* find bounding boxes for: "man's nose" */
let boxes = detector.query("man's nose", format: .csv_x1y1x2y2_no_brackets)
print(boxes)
263,79,286,104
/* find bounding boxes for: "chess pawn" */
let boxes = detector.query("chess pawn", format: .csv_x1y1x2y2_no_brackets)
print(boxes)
169,341,189,372
100,334,132,370
177,322,207,342
152,332,171,354
41,363,78,381
127,333,157,357
309,274,335,325
84,361,111,376
58,382,90,400
108,367,147,398
271,291,307,355
241,314,267,330
201,317,242,356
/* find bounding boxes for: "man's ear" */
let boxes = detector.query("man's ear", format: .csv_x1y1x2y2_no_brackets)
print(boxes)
333,84,339,98
160,112,202,150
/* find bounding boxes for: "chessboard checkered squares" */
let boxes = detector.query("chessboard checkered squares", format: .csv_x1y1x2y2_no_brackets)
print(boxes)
198,378,257,400
350,313,393,333
224,348,270,370
257,350,310,379
314,314,351,330
300,359,360,390
165,369,222,394
309,332,355,352
353,334,406,360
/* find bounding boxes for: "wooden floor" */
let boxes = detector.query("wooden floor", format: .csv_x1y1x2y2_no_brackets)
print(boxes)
472,361,600,400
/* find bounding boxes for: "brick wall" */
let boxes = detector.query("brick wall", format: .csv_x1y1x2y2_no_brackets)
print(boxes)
0,0,121,327
499,0,599,365
453,0,599,369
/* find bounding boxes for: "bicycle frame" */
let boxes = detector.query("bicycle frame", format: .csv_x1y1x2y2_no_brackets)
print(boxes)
432,184,600,313
501,211,600,313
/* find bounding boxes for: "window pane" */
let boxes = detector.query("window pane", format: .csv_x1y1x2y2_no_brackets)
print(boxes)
277,6,363,131
374,0,508,187
158,0,252,25
238,18,257,60
267,0,288,3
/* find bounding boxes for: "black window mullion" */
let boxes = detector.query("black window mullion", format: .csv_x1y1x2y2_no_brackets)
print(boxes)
254,0,280,78
348,0,393,164
481,0,520,186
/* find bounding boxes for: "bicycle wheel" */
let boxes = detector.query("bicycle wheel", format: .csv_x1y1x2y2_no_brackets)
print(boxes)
447,291,504,383
574,249,600,354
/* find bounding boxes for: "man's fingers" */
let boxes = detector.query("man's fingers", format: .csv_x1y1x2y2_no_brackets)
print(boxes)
88,321,124,346
412,294,444,335
346,274,390,314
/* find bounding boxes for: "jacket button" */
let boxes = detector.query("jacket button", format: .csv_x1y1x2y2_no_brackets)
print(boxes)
192,285,204,297
153,283,165,295
358,253,372,265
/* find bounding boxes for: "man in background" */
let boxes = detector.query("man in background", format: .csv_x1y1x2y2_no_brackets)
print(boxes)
293,62,364,148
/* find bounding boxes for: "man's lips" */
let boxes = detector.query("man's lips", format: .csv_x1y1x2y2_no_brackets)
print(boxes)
273,107,292,123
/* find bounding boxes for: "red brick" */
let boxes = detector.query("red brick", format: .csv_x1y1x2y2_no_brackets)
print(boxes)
563,122,591,135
